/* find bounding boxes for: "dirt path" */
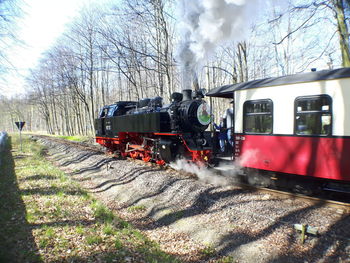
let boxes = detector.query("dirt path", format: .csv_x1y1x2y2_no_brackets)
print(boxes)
37,136,350,263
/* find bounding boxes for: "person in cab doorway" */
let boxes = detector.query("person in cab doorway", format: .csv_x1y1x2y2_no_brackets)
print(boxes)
223,101,234,148
214,117,228,154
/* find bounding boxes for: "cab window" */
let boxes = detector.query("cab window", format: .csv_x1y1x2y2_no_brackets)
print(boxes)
99,107,108,118
107,105,118,117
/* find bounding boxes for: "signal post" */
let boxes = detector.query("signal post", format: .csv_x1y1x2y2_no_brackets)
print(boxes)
15,121,25,152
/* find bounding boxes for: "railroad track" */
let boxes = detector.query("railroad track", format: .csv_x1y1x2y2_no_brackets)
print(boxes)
252,185,350,213
31,134,350,213
32,135,103,153
214,156,350,211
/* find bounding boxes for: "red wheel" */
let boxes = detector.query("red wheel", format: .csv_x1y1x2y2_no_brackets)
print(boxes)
142,156,151,162
156,159,166,166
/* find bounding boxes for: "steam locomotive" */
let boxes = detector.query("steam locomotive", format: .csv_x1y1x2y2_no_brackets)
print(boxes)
95,89,213,165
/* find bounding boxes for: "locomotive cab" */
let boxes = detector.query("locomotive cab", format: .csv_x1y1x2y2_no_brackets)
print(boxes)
95,101,137,137
95,106,110,136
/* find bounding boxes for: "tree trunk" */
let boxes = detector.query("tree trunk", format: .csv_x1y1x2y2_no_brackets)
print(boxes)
333,0,350,67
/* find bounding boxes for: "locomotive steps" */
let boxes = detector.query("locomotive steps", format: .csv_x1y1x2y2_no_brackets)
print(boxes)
23,135,350,262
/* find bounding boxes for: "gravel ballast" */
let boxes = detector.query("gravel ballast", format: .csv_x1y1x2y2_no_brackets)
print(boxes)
36,136,350,263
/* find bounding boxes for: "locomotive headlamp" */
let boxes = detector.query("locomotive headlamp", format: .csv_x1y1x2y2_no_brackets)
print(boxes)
197,102,211,125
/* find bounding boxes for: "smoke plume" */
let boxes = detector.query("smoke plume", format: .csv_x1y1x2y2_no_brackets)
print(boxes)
170,158,244,187
170,159,236,186
170,149,260,187
177,0,261,88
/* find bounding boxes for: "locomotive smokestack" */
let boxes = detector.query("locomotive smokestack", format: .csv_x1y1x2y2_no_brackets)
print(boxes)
192,73,200,91
182,89,192,101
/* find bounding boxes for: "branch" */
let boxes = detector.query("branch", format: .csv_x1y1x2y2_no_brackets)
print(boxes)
272,8,318,45
298,29,338,72
203,65,235,78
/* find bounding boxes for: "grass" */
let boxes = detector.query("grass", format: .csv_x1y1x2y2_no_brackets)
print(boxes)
0,134,181,263
127,204,147,212
55,135,90,142
200,245,217,259
218,256,236,263
86,235,103,245
90,200,115,223
103,223,115,235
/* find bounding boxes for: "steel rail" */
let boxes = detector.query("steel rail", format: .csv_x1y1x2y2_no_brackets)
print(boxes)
248,185,350,213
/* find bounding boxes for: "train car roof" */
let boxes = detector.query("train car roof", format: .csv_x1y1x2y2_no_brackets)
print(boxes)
206,67,350,98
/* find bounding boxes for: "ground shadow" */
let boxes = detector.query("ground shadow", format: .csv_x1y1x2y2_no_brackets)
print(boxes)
269,213,350,262
29,218,97,229
70,157,115,175
20,186,87,196
120,177,191,209
88,167,163,193
0,137,43,262
216,201,350,262
59,152,99,167
217,202,325,255
19,174,57,181
144,187,250,230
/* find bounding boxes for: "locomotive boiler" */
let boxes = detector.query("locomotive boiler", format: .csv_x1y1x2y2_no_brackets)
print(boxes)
95,89,213,165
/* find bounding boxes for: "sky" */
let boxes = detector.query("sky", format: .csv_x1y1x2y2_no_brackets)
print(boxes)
0,0,106,98
0,0,340,98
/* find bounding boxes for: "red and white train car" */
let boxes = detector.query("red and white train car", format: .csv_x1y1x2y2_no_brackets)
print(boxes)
207,68,350,187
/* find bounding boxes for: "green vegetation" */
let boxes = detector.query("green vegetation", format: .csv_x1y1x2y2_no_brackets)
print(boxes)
0,134,180,262
127,205,147,212
200,245,217,259
55,135,90,142
218,256,236,263
90,200,116,223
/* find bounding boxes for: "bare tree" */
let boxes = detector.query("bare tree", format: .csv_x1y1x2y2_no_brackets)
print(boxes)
19,0,349,135
272,0,349,68
0,0,22,76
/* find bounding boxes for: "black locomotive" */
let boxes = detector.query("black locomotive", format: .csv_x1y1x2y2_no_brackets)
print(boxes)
95,89,213,165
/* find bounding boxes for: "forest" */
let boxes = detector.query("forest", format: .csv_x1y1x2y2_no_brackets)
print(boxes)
1,0,349,135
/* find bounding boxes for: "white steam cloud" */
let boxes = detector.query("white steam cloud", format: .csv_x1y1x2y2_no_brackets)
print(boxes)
170,158,242,187
170,150,260,187
237,149,259,167
177,0,261,88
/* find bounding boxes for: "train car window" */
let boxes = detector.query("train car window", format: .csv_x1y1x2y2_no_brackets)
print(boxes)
243,99,273,134
295,95,332,136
